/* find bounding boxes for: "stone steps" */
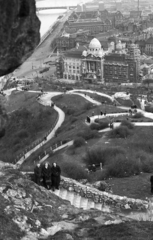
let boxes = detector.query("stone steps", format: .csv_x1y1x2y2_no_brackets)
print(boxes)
53,188,111,212
52,186,153,221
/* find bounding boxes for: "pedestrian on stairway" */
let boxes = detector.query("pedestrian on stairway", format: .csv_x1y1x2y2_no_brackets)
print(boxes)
34,163,42,185
42,162,52,190
51,162,61,191
150,175,153,194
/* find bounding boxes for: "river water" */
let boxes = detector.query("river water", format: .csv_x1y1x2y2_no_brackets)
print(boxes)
37,9,66,37
36,0,92,37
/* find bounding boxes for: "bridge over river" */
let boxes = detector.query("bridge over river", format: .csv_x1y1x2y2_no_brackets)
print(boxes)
37,6,76,10
36,0,80,11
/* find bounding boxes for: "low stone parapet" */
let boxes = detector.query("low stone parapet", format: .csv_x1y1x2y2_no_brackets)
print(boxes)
60,176,149,213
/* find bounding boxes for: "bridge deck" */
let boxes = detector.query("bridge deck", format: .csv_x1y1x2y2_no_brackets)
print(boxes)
37,6,76,10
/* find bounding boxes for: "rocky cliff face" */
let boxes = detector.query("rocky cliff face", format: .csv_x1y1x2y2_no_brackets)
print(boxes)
1,163,153,240
0,0,40,76
0,163,127,240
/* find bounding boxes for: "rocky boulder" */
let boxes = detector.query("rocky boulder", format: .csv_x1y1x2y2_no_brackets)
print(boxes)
0,167,131,240
92,181,111,192
0,0,40,76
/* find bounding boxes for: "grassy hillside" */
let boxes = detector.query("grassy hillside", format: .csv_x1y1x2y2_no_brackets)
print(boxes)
0,91,57,163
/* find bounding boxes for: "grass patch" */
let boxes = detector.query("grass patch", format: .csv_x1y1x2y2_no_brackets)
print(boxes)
3,91,39,113
0,102,57,163
121,120,134,129
76,91,113,105
77,127,100,140
73,137,86,148
52,94,94,114
21,95,128,169
87,221,153,240
90,121,109,130
115,97,133,107
109,126,133,139
83,127,153,179
60,159,88,180
145,105,153,113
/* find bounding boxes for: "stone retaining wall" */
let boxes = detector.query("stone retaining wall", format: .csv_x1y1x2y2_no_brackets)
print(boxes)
60,176,149,213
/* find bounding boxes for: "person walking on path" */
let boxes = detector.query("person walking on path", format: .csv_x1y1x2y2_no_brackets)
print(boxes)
51,162,61,191
42,162,52,190
34,163,42,185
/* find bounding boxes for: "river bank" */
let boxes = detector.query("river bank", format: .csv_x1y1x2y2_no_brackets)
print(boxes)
37,9,66,37
13,10,72,79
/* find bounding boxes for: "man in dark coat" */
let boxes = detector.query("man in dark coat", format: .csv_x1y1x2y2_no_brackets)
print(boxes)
51,162,61,191
42,162,52,189
150,175,153,194
34,163,42,185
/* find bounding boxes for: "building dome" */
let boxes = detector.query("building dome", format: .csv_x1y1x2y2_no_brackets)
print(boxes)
150,68,153,74
89,38,101,50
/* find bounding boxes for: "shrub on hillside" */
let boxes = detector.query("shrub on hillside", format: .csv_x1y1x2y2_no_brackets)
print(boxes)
132,112,144,119
60,160,88,180
70,116,77,123
145,105,153,113
90,123,100,130
83,102,93,110
73,137,86,148
0,128,5,138
91,121,109,130
134,150,153,173
106,154,141,177
77,128,99,140
129,128,153,154
109,126,132,138
121,120,134,129
65,107,75,115
83,146,126,166
16,129,29,139
87,169,109,182
99,121,109,130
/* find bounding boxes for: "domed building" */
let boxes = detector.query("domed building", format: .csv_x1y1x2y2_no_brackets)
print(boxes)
57,37,114,82
81,38,106,82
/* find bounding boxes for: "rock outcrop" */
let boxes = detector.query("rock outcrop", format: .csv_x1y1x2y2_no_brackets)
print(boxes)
1,165,153,239
0,0,40,76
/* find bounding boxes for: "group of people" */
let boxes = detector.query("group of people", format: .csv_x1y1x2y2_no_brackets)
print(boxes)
34,162,61,191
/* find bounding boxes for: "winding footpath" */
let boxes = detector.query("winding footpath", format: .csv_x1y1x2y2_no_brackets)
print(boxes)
14,90,65,167
4,88,153,166
4,87,153,222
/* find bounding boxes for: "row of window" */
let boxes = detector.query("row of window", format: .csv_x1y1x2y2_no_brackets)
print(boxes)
65,70,80,74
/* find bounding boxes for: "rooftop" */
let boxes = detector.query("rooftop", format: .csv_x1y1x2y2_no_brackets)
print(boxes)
146,37,153,44
64,45,87,59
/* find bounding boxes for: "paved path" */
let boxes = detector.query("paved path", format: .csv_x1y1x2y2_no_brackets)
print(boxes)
68,89,114,102
67,91,101,106
16,91,65,167
4,88,153,168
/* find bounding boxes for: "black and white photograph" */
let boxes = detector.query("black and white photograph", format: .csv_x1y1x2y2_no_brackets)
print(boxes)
1,0,153,239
